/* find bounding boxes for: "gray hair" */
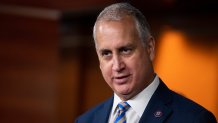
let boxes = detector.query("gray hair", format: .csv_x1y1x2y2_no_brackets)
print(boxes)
93,2,151,46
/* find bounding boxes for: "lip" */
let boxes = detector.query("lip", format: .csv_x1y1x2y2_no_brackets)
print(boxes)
112,74,131,84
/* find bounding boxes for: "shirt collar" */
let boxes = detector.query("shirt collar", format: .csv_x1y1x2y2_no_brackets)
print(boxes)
111,75,160,117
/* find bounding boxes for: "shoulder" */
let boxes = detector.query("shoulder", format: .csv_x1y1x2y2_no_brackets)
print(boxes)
158,80,213,113
155,80,217,122
171,90,204,110
75,97,113,123
168,88,217,122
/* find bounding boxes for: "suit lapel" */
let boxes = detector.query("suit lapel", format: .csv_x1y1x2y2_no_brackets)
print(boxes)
139,80,173,123
94,97,114,123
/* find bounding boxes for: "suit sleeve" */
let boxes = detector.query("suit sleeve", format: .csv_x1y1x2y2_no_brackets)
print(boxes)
195,110,217,123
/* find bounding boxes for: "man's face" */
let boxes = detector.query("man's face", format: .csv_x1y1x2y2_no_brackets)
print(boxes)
95,16,155,100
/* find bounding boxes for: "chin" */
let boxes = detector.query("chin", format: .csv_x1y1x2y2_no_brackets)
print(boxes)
119,93,133,101
116,89,132,96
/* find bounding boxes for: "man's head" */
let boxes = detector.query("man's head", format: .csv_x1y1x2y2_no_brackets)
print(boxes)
94,3,155,101
93,2,151,47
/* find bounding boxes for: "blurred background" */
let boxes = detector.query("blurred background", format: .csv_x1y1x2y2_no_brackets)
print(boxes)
0,0,217,123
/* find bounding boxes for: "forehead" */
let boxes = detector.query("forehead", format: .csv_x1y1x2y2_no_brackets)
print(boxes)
95,17,141,49
96,16,137,33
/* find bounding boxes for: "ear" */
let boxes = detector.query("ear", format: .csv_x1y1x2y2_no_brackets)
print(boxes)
146,36,155,61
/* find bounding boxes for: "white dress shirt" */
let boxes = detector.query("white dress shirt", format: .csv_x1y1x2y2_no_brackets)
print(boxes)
108,75,160,123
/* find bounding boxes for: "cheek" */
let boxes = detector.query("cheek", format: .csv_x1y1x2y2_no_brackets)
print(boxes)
129,53,148,77
127,54,144,70
100,62,112,80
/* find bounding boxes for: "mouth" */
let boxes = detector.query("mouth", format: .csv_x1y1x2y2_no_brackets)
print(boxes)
112,74,131,84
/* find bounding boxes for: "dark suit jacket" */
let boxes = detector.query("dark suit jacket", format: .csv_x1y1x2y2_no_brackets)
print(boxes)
75,80,217,123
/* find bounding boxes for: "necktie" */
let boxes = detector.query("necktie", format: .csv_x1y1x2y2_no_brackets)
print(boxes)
114,102,130,123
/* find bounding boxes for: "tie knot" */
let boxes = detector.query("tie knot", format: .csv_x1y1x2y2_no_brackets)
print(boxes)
117,102,130,112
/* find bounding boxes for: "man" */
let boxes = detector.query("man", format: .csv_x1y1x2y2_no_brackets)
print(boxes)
75,2,217,123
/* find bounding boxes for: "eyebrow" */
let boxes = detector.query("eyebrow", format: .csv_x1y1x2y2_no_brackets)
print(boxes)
99,48,111,53
98,42,135,52
118,43,135,49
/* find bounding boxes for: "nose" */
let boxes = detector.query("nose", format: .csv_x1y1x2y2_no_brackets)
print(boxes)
112,55,125,72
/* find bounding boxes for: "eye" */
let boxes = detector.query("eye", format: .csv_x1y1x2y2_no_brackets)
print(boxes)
101,50,112,57
120,47,132,55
